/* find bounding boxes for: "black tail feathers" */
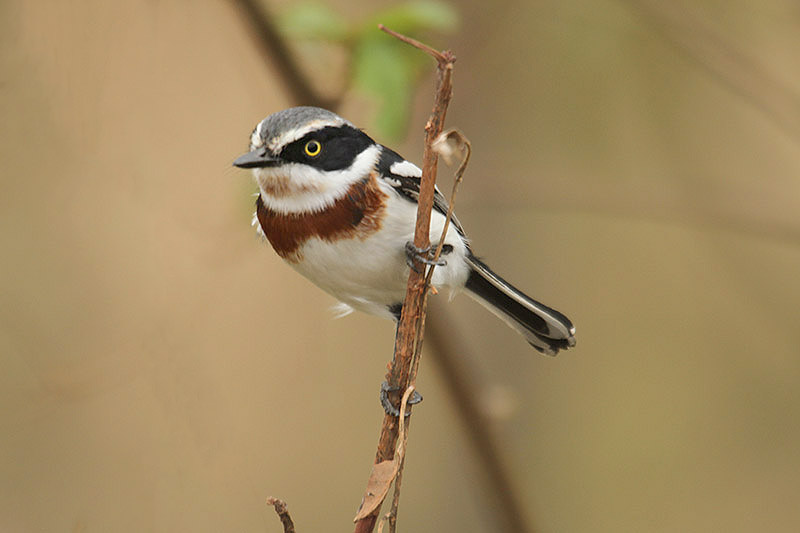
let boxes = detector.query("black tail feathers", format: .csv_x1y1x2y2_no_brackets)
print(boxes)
464,255,576,356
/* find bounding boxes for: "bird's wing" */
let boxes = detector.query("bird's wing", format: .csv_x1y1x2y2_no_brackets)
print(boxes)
376,145,465,236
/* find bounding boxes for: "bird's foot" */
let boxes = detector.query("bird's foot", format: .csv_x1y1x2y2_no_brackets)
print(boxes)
380,381,423,417
405,242,447,273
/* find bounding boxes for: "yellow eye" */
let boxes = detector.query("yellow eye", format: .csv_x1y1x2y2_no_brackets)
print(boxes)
304,140,322,157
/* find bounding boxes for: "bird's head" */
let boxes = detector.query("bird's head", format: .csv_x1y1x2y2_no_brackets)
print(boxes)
234,107,381,214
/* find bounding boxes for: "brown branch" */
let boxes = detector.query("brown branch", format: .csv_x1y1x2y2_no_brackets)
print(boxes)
377,24,450,64
385,386,415,533
266,498,296,533
353,27,456,533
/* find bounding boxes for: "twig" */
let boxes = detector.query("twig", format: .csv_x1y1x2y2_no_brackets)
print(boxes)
353,27,456,533
352,385,416,527
384,133,469,533
425,129,470,285
377,25,450,64
405,128,469,410
386,386,415,533
266,498,296,533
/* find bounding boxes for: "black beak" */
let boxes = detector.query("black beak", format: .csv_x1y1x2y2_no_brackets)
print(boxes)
233,148,280,168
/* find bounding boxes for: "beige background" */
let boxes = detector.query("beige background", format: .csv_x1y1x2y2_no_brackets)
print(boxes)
2,1,799,531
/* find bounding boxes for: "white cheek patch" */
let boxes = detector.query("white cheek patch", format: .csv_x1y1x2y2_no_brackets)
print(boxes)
389,160,422,177
255,144,381,214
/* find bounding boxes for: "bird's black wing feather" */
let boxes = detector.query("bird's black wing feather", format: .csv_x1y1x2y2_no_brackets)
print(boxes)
376,146,465,236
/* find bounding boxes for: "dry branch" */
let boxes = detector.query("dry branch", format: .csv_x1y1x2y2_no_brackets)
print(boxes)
266,498,296,533
352,26,456,533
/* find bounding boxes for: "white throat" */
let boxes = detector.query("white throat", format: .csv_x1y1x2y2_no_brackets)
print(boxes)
254,144,380,214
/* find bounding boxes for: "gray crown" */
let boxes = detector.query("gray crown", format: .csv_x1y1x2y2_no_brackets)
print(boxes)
252,106,353,152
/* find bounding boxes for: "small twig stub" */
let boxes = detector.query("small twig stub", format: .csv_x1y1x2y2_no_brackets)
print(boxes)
266,497,297,533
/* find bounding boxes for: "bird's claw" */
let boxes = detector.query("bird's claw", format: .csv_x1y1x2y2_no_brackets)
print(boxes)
380,381,423,417
404,242,447,273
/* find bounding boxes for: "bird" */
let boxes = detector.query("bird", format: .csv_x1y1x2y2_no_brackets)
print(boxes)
234,106,576,356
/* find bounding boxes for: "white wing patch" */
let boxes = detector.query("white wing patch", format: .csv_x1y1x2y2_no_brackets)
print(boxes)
389,160,422,178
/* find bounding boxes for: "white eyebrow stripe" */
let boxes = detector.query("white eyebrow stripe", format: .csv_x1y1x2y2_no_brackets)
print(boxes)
268,118,351,153
250,129,264,149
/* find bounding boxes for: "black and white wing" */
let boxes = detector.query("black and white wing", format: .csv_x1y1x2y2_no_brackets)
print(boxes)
376,146,465,236
377,146,575,355
376,145,576,355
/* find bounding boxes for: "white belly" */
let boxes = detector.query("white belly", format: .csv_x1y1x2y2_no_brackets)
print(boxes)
289,193,470,318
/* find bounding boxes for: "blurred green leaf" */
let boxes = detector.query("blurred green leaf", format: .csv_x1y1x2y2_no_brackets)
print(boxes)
367,1,458,35
277,2,349,42
352,37,417,139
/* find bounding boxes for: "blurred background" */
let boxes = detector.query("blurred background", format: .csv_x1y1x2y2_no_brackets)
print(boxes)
2,0,800,531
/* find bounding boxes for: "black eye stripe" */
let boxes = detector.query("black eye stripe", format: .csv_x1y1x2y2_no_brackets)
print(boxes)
280,125,374,171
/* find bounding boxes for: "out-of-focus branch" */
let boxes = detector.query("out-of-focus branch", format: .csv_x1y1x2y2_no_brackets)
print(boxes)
424,131,535,533
231,0,336,109
621,0,800,142
425,308,534,533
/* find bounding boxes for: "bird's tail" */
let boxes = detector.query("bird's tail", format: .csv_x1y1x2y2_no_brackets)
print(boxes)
464,254,576,356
